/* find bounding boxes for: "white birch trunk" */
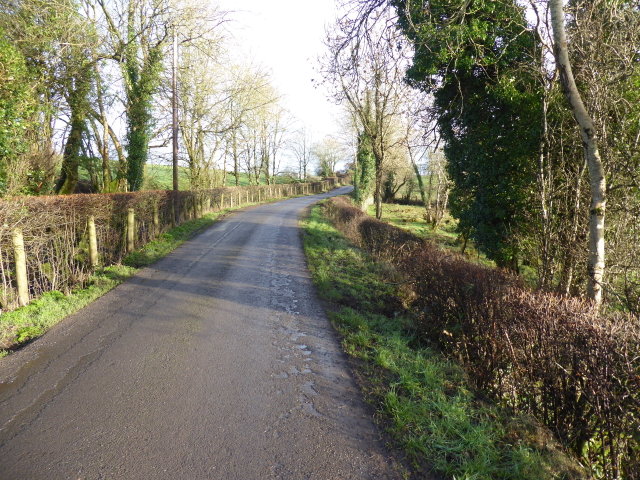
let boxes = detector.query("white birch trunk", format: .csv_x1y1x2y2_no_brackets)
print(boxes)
549,0,606,307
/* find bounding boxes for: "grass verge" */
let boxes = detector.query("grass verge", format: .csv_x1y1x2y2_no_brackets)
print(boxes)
0,206,241,355
302,202,583,480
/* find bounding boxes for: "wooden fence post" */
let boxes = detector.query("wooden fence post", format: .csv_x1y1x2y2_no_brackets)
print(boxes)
153,202,160,235
88,216,98,267
127,208,135,252
12,228,29,307
193,196,200,218
170,196,177,227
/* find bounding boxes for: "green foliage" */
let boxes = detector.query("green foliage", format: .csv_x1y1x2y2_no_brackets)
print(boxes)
125,47,164,191
15,325,45,343
1,0,101,196
393,0,543,269
439,74,541,269
0,29,36,194
353,130,375,207
302,203,581,479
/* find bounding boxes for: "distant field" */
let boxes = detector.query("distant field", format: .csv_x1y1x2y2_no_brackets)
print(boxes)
79,162,303,191
142,164,191,190
368,202,497,269
143,164,304,189
367,203,459,248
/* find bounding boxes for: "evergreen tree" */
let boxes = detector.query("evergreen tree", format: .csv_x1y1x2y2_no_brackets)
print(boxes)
393,0,543,269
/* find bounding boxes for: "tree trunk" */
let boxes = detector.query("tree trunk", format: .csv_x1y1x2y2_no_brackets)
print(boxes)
95,65,111,191
550,0,606,307
374,167,383,219
537,86,552,289
232,131,239,186
56,110,85,194
411,161,428,207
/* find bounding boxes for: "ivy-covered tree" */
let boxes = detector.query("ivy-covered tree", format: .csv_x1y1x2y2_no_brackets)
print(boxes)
1,0,101,195
55,17,97,194
0,29,36,195
56,62,94,194
97,0,169,191
353,129,376,208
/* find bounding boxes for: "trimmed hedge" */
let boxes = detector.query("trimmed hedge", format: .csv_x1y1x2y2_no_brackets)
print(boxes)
0,180,335,312
324,195,640,480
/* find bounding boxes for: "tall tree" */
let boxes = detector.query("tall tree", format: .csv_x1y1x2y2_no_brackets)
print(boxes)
291,128,312,182
353,129,376,208
0,29,37,195
55,33,96,194
549,0,606,306
324,5,410,219
97,0,170,191
1,0,98,195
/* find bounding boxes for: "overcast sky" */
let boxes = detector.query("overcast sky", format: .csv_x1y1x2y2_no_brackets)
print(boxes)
214,0,344,141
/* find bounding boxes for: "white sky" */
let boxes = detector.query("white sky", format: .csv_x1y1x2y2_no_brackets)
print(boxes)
213,0,344,141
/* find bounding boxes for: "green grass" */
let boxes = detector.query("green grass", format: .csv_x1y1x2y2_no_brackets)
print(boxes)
368,203,497,268
302,202,583,480
140,164,302,190
79,162,303,191
0,206,240,354
142,164,192,190
0,265,137,350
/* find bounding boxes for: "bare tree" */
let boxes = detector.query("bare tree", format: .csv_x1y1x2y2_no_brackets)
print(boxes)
291,128,313,181
312,136,345,177
323,3,411,218
223,65,272,185
175,29,229,189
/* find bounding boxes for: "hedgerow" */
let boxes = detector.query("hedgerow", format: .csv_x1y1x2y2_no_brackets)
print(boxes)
0,181,334,313
324,195,640,480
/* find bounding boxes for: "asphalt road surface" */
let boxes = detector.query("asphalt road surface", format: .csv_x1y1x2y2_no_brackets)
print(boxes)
0,186,403,480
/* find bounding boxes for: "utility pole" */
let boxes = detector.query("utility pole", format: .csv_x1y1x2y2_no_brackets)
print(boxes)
172,27,179,193
172,26,180,223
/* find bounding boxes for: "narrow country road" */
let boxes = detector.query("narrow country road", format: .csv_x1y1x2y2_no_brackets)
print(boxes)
0,186,402,479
